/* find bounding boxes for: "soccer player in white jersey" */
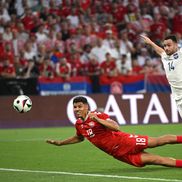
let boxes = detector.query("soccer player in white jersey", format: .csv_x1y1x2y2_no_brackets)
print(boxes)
141,34,182,118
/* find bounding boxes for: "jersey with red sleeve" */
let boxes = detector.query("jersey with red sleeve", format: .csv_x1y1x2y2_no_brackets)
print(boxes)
75,111,147,157
100,60,116,75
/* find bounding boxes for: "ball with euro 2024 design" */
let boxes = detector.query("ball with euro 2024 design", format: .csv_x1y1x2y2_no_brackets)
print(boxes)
13,95,32,113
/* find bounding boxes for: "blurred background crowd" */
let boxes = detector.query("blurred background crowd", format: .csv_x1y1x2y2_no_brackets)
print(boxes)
0,0,181,81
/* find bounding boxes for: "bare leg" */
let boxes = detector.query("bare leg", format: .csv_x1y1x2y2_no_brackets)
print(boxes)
141,152,176,167
140,135,182,167
148,135,178,148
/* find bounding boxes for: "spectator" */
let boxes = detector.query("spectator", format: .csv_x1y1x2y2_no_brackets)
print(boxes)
16,23,29,42
2,25,13,41
3,44,14,64
171,6,182,35
100,52,118,77
69,52,83,76
11,30,25,56
56,57,71,81
35,24,48,44
131,59,143,75
36,44,47,66
140,5,153,33
21,8,36,32
54,32,65,53
90,38,110,64
87,54,101,93
0,32,5,61
24,42,37,61
111,2,127,29
15,0,26,17
65,29,82,54
137,47,151,67
39,56,55,79
86,55,101,76
0,3,11,23
80,24,97,47
66,7,80,28
102,30,120,59
23,42,38,78
60,21,71,41
118,30,135,68
80,44,92,65
28,33,38,55
150,12,167,42
117,54,132,75
14,55,28,78
0,0,180,83
0,58,16,78
141,58,155,75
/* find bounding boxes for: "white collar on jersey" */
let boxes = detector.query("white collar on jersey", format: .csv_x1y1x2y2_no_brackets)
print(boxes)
84,111,91,121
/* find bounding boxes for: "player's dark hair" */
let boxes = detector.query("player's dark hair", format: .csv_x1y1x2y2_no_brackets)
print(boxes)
164,35,177,43
73,96,88,104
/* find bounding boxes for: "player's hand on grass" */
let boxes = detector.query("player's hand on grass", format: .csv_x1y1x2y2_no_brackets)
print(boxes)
46,139,61,146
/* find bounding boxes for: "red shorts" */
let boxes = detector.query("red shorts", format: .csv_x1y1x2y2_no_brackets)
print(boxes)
112,134,148,167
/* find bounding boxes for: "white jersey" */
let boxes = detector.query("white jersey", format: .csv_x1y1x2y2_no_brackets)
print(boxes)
161,48,182,104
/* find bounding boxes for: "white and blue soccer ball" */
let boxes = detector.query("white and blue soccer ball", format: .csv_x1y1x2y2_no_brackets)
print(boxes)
13,95,32,113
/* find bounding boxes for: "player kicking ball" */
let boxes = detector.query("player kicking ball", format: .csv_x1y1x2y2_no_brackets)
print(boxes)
47,96,182,168
141,34,182,118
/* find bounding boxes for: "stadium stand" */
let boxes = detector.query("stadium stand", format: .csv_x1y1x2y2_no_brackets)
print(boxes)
0,0,181,95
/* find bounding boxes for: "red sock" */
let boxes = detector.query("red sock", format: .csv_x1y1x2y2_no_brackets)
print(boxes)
177,136,182,143
176,160,182,167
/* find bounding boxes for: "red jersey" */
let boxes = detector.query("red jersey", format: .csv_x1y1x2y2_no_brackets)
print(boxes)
100,60,116,75
75,111,146,157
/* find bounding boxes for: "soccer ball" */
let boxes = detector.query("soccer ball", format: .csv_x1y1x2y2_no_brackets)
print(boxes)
13,95,32,113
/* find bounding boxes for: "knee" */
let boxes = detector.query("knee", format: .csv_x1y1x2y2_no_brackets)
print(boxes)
148,137,159,148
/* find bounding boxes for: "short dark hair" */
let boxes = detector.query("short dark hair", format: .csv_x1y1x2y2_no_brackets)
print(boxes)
73,96,88,104
164,35,177,43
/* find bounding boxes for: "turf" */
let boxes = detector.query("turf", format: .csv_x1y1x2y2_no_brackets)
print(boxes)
0,124,182,182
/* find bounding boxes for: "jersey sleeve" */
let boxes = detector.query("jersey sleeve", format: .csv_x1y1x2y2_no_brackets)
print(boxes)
179,48,182,53
75,123,83,137
161,51,166,58
97,112,110,120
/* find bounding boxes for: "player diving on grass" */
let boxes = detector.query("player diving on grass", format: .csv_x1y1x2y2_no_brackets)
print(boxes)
141,34,182,118
47,96,182,168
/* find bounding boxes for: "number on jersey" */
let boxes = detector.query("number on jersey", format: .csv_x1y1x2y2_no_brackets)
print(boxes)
136,137,146,145
168,61,175,71
129,134,146,145
86,129,95,138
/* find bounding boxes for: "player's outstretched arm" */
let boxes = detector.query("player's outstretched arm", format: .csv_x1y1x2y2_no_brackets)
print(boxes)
140,35,164,56
46,135,84,146
88,113,120,131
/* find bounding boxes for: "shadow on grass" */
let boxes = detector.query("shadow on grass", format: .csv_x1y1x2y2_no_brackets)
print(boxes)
88,166,178,174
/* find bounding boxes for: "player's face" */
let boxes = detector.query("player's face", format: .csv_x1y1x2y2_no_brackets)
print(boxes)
73,102,89,119
163,39,178,55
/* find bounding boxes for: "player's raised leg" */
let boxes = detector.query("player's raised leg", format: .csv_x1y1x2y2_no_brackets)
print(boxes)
141,152,182,167
147,135,182,148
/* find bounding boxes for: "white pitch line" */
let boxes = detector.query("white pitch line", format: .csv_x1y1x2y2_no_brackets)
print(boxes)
0,168,181,182
0,138,59,142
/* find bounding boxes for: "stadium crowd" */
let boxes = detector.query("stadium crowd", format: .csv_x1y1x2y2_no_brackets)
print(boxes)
0,0,181,84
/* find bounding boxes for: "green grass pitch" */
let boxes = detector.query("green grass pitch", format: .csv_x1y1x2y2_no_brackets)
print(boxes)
0,124,182,182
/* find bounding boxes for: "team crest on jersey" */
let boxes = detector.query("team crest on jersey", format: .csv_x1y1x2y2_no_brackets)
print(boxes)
88,122,95,128
173,53,178,59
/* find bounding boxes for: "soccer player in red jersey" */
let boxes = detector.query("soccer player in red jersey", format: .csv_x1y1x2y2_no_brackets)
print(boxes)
47,96,182,168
